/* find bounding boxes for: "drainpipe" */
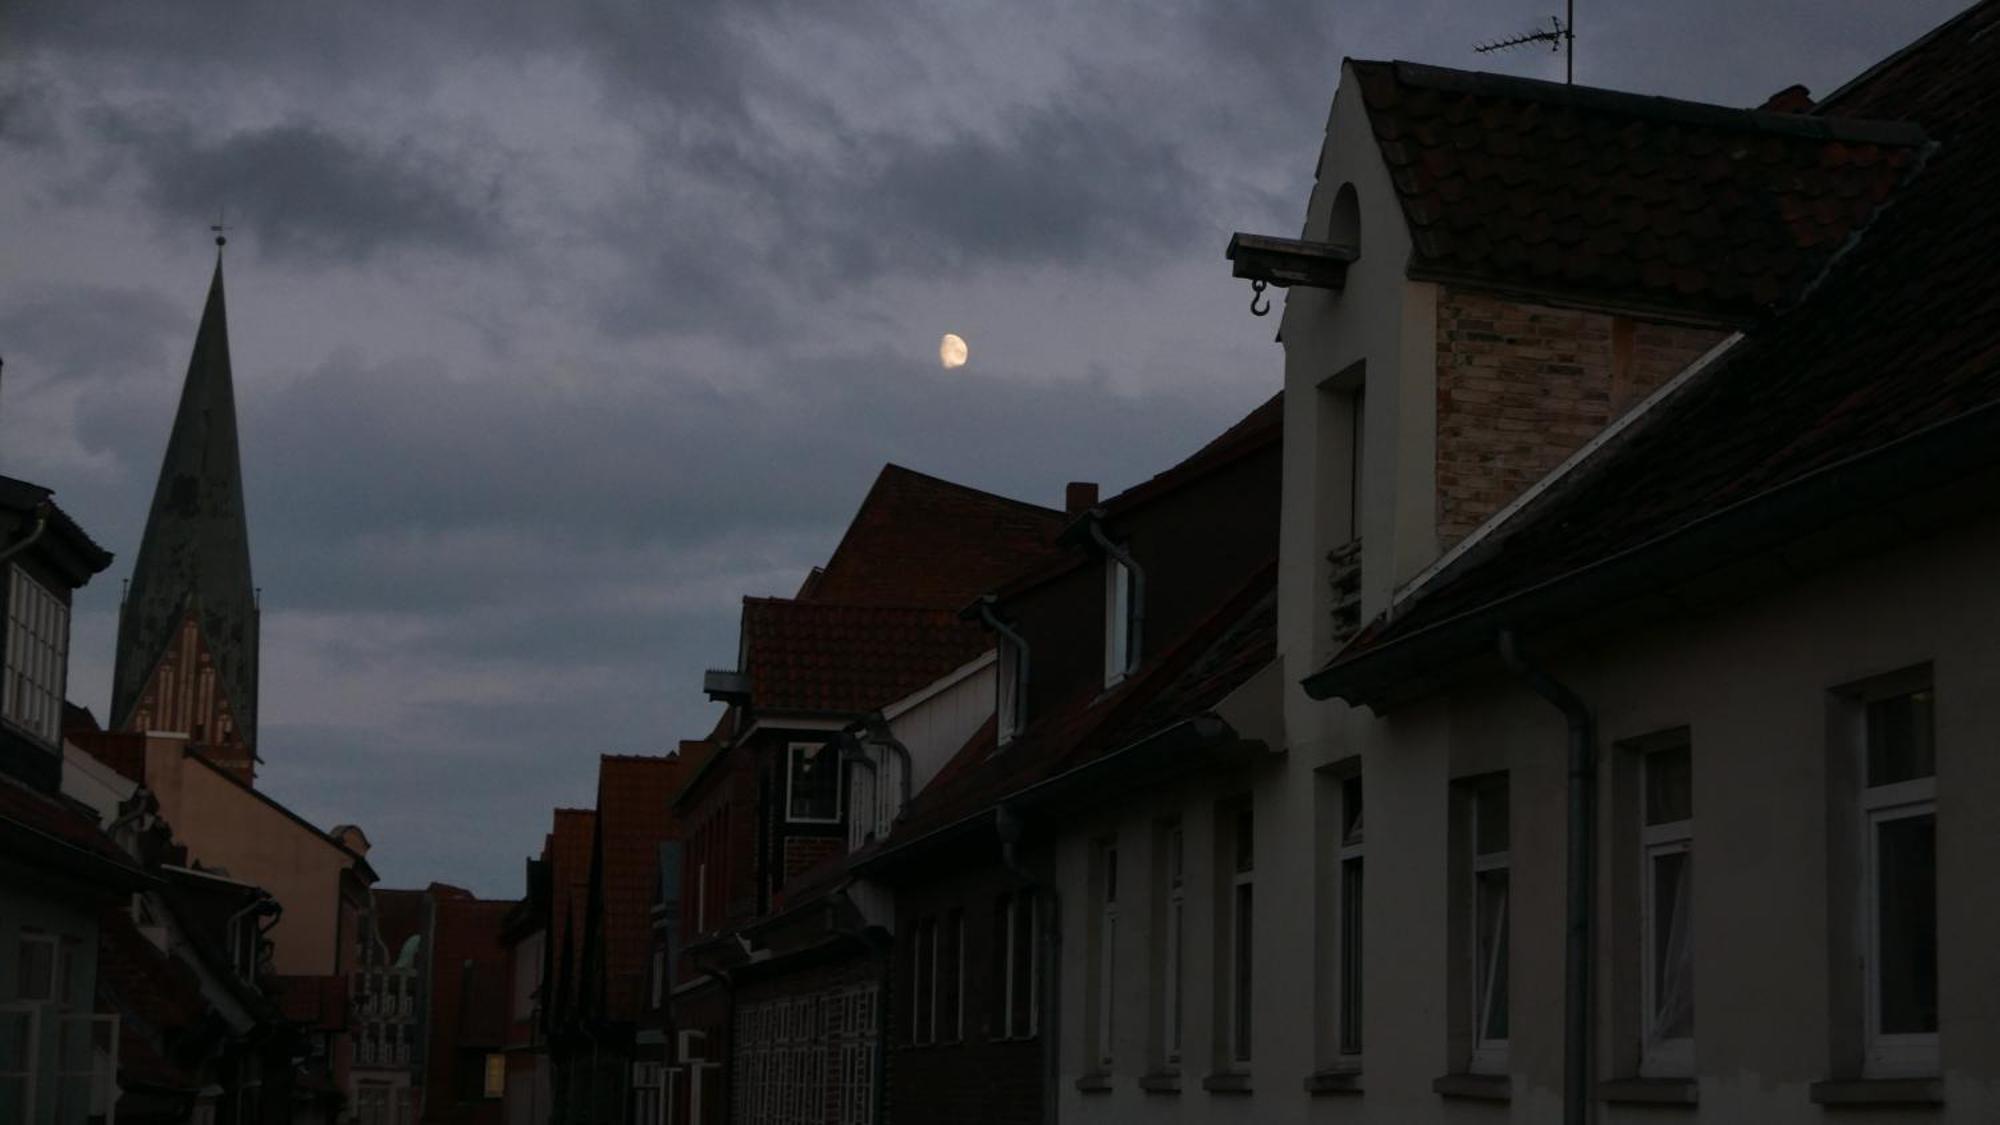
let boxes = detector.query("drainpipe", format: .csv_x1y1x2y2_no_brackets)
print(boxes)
975,599,1029,733
996,804,1058,1125
1497,628,1594,1125
0,501,52,566
862,714,914,820
1084,516,1144,674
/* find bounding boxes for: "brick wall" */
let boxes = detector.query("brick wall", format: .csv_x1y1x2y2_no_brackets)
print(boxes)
1435,288,1728,546
782,836,841,884
892,863,1043,1125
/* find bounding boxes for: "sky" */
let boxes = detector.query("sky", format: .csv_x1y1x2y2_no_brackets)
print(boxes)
0,0,1973,897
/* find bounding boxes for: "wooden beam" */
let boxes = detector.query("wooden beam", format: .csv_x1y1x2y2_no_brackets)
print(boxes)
1226,232,1357,291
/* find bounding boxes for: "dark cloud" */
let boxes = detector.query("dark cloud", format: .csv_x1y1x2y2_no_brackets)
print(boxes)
0,0,1979,895
83,112,504,264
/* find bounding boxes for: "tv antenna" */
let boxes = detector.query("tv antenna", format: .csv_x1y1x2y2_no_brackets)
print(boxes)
1476,0,1575,85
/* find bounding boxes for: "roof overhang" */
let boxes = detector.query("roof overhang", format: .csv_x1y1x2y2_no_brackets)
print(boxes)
1306,398,2000,711
1227,232,1357,292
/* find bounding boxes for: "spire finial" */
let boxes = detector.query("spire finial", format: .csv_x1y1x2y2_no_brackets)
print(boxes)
210,207,231,252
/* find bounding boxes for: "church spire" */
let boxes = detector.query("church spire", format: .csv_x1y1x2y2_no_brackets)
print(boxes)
111,256,259,781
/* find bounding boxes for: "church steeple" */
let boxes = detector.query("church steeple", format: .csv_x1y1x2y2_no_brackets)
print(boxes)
111,255,260,782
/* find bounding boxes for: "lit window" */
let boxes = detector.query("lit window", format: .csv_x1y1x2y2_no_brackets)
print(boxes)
1104,560,1136,686
786,743,841,824
4,566,69,747
1468,777,1509,1074
483,1053,505,1099
1640,741,1693,1076
1859,681,1937,1076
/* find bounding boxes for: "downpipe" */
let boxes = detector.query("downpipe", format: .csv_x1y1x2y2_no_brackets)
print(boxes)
1497,628,1594,1125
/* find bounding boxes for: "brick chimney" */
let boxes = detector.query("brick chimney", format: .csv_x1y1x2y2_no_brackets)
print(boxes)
1065,481,1099,515
1758,84,1814,113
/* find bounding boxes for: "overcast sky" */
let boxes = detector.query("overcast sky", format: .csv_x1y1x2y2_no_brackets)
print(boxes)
0,0,1971,897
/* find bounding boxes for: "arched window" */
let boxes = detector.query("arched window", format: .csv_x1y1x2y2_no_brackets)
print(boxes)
1331,182,1361,254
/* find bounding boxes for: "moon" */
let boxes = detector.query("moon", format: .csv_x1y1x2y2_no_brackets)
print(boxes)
939,333,968,369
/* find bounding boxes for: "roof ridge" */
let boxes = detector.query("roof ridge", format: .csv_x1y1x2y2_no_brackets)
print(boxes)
1360,58,1925,145
874,462,1065,516
1816,0,1999,111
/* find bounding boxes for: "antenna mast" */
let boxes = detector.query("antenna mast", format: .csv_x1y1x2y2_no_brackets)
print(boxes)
1475,0,1575,84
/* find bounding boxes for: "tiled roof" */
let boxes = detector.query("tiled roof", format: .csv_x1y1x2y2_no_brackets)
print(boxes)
991,393,1283,601
741,599,991,715
889,560,1276,843
806,465,1069,608
95,905,207,1093
1350,60,1926,322
548,808,596,986
0,771,143,873
1321,3,2000,682
593,754,685,1020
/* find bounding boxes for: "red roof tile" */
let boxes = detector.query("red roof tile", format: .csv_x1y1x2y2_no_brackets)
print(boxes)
0,771,142,873
742,599,991,715
891,561,1276,841
1350,60,1926,322
806,465,1069,608
1321,3,2000,685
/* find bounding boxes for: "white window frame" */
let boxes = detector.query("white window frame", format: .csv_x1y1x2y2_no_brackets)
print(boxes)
4,565,69,747
1469,781,1510,1075
1855,678,1939,1078
784,742,842,825
1225,806,1254,1068
1639,745,1694,1077
999,894,1038,1039
996,640,1026,745
1162,823,1184,1069
1094,840,1119,1070
1103,560,1134,687
1337,775,1364,1060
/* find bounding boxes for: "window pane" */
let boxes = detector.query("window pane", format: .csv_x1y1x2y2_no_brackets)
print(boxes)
1475,782,1509,856
1877,813,1938,1035
1867,690,1936,787
789,745,839,820
1340,857,1364,1053
1476,870,1509,1042
1233,882,1254,1061
1649,850,1694,1040
1644,745,1693,825
1341,776,1364,846
17,939,53,1002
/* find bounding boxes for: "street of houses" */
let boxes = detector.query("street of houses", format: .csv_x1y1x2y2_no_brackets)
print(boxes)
8,2,2000,1124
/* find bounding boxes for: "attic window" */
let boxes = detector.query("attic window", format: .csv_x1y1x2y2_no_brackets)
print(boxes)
996,639,1028,745
1104,559,1137,686
786,742,842,824
3,565,69,748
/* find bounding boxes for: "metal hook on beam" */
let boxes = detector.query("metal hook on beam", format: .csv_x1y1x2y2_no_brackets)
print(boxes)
1249,278,1271,317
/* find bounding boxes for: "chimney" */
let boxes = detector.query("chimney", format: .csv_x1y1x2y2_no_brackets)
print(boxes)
1757,84,1814,113
1065,481,1099,515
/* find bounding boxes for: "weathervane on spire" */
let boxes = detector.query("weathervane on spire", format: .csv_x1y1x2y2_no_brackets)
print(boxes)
210,207,232,252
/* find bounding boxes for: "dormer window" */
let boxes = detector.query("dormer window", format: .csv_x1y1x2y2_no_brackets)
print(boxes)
1104,559,1137,686
4,565,69,746
996,638,1028,745
785,742,841,824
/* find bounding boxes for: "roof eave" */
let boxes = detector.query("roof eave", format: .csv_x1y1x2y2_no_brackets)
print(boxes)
1306,397,2000,709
